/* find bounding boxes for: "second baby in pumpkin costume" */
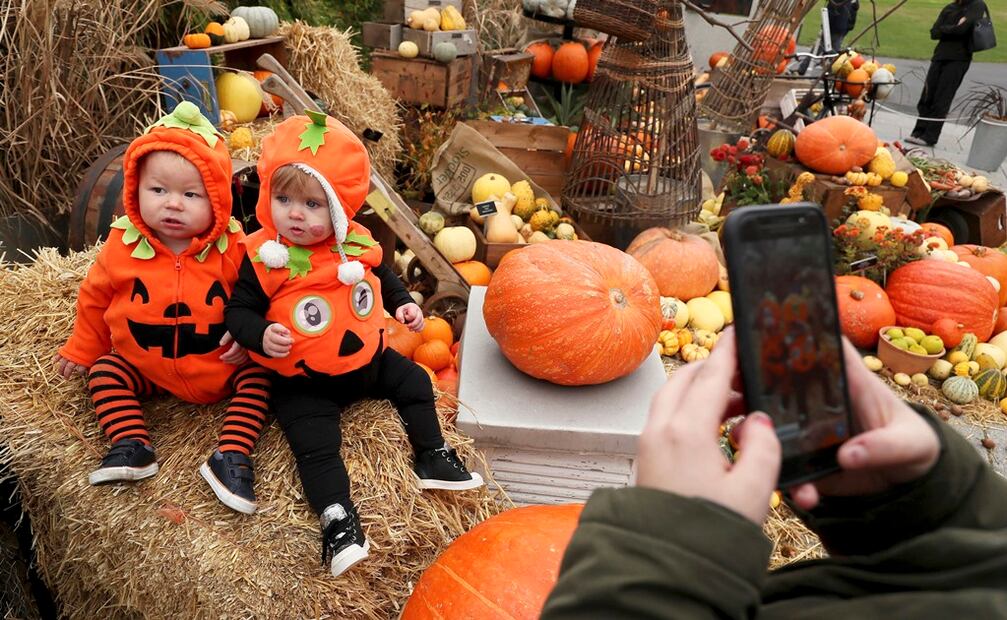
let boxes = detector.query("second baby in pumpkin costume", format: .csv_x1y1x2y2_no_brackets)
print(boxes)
225,112,484,578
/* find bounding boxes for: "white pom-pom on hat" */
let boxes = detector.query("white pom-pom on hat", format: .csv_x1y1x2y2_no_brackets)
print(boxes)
259,239,290,268
338,260,365,285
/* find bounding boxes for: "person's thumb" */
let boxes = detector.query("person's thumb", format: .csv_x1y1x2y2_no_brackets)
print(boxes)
837,419,925,472
731,413,782,512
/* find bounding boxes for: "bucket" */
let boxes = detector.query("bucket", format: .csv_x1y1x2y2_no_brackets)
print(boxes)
698,120,743,190
966,116,1007,173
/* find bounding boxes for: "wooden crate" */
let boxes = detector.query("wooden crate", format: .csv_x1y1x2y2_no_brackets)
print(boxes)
480,48,534,94
401,28,478,57
370,50,472,108
465,218,589,268
927,191,1007,247
383,0,463,23
362,21,402,49
807,177,910,222
462,120,570,199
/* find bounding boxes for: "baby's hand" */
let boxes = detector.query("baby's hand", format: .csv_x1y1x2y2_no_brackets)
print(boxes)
262,323,293,358
53,353,87,379
396,303,425,332
219,332,249,365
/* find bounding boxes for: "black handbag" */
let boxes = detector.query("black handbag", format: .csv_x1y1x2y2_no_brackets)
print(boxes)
970,8,997,52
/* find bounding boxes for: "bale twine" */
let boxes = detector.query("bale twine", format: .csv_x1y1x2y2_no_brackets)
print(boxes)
278,22,402,178
0,249,504,619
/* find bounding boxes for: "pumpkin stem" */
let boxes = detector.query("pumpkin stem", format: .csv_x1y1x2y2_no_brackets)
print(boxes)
609,288,628,308
850,289,865,301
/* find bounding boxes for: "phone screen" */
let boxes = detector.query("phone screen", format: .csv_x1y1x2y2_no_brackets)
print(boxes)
727,206,852,475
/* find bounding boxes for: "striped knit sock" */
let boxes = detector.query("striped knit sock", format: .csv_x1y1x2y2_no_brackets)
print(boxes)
218,364,271,455
87,353,155,446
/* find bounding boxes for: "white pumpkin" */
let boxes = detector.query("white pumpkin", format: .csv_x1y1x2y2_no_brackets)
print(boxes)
433,226,477,263
889,216,921,235
222,16,251,43
871,68,895,100
988,331,1007,359
974,343,1007,369
231,6,280,38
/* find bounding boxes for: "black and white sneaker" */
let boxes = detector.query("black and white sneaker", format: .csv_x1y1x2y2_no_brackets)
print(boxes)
321,503,369,577
88,438,159,485
200,450,257,514
414,446,485,491
904,135,932,147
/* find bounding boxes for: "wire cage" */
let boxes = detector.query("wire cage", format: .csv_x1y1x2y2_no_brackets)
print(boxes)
562,1,702,248
697,0,818,132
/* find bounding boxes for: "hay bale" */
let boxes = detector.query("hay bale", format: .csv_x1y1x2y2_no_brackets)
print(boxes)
278,22,402,178
0,249,504,619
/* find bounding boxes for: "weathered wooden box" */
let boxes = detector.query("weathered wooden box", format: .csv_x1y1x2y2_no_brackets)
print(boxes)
370,50,472,108
361,21,402,50
401,28,478,57
463,119,570,199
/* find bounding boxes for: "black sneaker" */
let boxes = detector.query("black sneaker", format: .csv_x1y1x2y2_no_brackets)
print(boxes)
321,503,369,577
200,450,257,514
414,446,485,491
88,438,158,485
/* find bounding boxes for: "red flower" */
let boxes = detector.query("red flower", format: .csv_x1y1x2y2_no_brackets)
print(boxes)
737,138,750,150
752,175,764,185
745,165,759,176
728,145,738,155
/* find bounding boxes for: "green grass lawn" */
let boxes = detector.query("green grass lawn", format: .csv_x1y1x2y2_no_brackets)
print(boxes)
797,0,1006,62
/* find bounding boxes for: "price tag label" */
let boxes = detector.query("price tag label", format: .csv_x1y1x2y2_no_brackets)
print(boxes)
475,200,498,217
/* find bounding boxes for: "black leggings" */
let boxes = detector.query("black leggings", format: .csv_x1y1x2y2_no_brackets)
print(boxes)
272,346,445,514
913,59,971,144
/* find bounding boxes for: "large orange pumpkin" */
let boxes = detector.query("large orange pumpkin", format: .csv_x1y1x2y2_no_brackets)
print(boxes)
414,339,453,371
401,504,583,620
920,222,954,247
585,39,604,81
484,241,662,385
454,260,492,286
627,228,720,300
752,25,795,64
835,275,896,348
995,310,1007,335
525,41,554,80
551,42,590,84
385,316,424,359
885,260,999,342
951,245,1007,305
794,115,878,174
421,316,454,346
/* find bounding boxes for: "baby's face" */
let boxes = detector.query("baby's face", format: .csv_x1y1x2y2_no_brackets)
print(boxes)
270,175,333,245
137,151,213,252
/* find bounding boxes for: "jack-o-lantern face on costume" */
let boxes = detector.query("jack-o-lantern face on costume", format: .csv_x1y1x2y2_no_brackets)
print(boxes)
126,277,229,359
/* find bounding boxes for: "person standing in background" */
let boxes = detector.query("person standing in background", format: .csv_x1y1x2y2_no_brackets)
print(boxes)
907,0,991,146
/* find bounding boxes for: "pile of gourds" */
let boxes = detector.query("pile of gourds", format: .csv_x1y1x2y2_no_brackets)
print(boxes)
183,6,279,49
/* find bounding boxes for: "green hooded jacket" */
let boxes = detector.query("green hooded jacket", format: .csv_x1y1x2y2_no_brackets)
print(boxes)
542,408,1007,619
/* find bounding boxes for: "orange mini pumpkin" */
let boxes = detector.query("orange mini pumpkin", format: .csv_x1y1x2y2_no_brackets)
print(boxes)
551,42,590,84
421,316,454,346
454,260,492,286
414,339,453,372
835,275,896,348
844,68,869,98
183,33,211,49
627,228,720,300
385,316,423,359
920,222,954,248
525,41,554,80
401,504,583,620
484,240,661,386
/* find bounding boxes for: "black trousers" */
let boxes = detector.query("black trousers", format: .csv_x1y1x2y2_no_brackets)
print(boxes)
272,346,445,515
913,59,971,144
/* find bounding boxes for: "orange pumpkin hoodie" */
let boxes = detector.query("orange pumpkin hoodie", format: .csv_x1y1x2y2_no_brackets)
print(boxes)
59,103,245,404
234,112,388,378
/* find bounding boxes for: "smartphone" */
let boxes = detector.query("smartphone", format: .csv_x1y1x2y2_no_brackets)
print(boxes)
722,204,854,487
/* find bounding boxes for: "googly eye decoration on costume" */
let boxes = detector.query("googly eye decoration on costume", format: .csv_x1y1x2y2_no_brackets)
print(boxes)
350,280,375,320
291,295,333,336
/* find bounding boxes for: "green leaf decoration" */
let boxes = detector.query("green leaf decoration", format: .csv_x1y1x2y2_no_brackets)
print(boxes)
298,113,330,155
306,110,329,126
121,225,142,245
130,237,155,260
341,244,366,257
251,252,269,271
344,231,377,247
195,244,212,263
146,101,223,147
109,215,131,230
227,217,242,233
286,246,313,280
216,234,228,253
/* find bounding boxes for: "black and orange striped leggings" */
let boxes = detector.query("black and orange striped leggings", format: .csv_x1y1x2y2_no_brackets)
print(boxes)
87,353,271,455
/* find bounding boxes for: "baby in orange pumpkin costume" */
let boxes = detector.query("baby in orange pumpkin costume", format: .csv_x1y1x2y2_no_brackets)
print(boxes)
225,112,483,577
56,103,270,515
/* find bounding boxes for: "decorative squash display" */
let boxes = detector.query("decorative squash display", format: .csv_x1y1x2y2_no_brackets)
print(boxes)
551,41,589,84
951,245,1007,305
766,129,796,158
385,316,424,359
433,226,477,263
627,228,720,300
472,173,511,204
454,260,492,286
183,33,211,49
401,504,583,620
414,339,452,372
231,5,280,38
525,41,554,80
204,22,225,45
216,72,262,123
484,241,662,386
941,375,978,405
222,16,251,42
794,115,878,175
421,316,454,346
835,275,896,348
885,260,999,342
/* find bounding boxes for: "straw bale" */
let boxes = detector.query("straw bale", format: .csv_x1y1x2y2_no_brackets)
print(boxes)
277,22,402,178
0,249,504,619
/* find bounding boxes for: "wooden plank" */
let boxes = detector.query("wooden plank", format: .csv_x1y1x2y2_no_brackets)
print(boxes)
362,22,402,49
370,51,471,108
158,36,286,56
154,48,220,127
500,148,567,176
464,120,569,151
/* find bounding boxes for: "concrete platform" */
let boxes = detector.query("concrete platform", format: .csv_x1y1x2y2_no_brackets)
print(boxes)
456,286,667,505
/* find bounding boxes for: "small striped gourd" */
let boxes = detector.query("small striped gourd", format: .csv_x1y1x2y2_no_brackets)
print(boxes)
942,375,979,405
974,368,1007,401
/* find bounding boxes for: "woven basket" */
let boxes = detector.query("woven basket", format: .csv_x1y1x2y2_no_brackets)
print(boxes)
573,0,658,42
